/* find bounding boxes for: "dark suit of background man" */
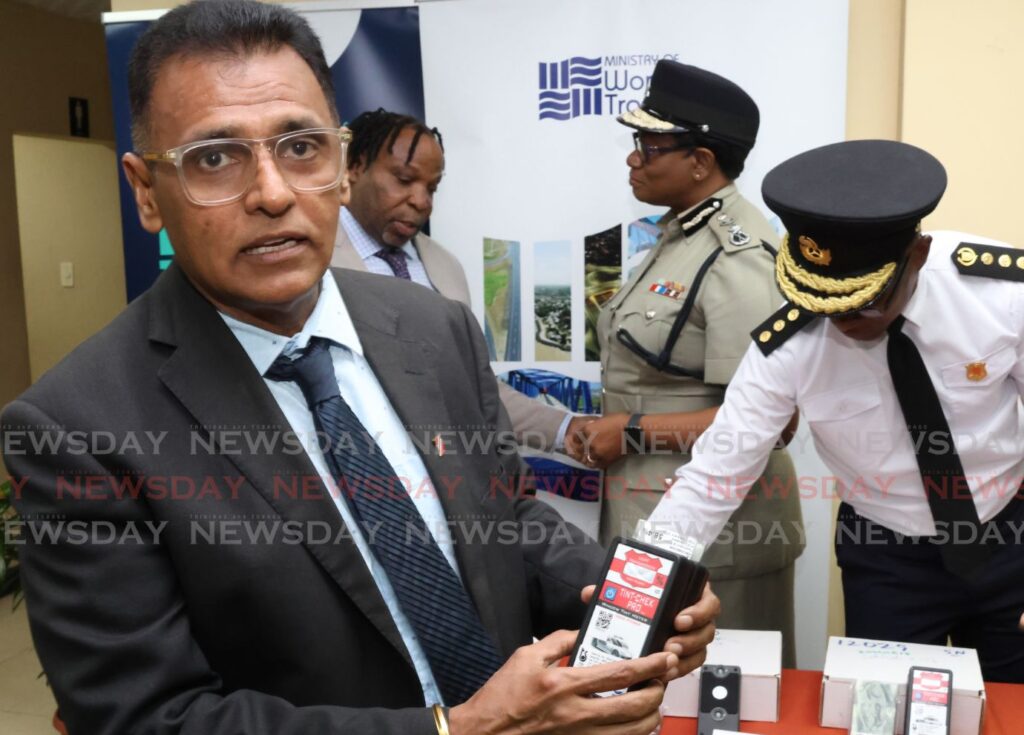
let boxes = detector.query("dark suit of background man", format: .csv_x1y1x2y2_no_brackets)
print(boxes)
0,2,717,733
331,108,591,452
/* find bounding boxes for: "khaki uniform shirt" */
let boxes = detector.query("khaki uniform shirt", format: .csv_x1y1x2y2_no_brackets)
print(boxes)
597,184,804,578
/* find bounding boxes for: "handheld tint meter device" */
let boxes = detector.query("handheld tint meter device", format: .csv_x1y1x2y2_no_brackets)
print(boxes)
905,667,952,735
697,664,741,735
569,537,709,695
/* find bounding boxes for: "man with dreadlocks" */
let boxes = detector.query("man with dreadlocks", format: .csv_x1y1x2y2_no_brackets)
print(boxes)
333,108,589,452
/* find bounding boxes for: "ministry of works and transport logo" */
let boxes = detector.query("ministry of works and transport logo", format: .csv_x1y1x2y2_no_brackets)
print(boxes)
537,53,679,122
538,56,603,121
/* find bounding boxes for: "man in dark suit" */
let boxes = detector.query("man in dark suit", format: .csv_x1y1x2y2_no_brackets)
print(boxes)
1,2,717,734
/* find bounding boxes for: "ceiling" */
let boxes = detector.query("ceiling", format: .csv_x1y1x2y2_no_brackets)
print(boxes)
9,0,112,22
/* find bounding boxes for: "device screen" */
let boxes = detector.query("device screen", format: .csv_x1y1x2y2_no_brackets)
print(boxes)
905,667,952,735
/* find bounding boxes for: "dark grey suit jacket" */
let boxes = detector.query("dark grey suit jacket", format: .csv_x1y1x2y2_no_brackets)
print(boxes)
1,264,603,735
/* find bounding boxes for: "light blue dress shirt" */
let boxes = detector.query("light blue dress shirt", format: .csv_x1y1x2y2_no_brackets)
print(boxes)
341,207,436,289
219,272,458,706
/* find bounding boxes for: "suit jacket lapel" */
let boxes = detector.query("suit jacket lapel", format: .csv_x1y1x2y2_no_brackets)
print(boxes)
336,269,506,641
331,217,369,272
414,234,448,293
147,265,413,670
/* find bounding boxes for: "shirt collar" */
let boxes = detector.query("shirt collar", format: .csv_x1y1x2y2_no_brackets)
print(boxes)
219,271,364,376
341,206,422,264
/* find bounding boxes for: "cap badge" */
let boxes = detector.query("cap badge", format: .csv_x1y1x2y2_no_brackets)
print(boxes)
799,235,832,266
965,362,988,382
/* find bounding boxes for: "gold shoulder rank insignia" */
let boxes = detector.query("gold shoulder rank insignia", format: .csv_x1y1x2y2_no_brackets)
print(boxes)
750,302,817,357
952,242,1024,282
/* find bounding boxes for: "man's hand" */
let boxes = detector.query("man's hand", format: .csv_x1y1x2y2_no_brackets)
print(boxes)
581,581,720,682
447,629,672,735
572,413,631,468
563,415,595,462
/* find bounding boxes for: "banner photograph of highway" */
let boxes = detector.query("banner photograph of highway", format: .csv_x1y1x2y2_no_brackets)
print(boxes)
483,238,521,361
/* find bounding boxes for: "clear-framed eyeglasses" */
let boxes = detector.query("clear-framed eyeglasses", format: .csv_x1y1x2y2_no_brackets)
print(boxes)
140,127,351,207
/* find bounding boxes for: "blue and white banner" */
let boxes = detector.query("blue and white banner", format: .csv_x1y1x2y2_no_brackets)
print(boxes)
420,0,849,383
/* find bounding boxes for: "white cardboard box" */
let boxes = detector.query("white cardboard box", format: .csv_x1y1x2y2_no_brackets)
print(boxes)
820,636,985,735
663,629,782,722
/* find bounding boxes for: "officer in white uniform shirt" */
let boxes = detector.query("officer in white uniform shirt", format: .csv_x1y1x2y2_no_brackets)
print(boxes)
640,139,1024,682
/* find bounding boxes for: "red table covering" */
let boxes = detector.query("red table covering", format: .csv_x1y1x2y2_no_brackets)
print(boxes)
662,669,1022,735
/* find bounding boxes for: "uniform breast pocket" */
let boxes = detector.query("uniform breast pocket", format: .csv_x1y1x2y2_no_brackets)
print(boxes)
615,297,705,373
617,297,684,353
802,381,884,451
940,344,1017,414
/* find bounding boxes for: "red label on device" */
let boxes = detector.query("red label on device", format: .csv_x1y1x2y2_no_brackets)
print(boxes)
609,553,669,591
912,670,950,705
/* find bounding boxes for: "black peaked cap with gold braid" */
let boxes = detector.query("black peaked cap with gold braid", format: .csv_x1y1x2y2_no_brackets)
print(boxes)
952,242,1024,282
762,140,947,316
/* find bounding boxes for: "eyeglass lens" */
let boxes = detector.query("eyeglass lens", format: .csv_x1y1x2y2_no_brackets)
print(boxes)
180,130,344,204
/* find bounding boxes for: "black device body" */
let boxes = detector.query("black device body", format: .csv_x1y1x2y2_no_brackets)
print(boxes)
904,666,953,735
568,536,709,693
697,664,741,735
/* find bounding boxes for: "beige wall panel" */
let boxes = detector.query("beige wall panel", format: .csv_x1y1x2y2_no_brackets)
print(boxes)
846,0,904,141
13,135,125,382
904,0,1024,243
0,0,114,406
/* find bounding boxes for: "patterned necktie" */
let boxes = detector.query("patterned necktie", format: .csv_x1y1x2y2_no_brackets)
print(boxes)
886,315,992,579
375,247,412,280
265,338,502,704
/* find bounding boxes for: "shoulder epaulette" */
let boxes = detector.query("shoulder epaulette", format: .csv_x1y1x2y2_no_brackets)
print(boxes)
952,242,1024,282
750,302,817,357
707,210,764,253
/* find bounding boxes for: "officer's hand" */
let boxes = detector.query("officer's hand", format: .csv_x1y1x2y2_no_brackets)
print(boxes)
448,629,672,735
577,413,631,468
581,581,720,682
564,415,596,461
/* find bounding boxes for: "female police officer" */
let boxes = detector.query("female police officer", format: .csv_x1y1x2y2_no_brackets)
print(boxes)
568,61,803,665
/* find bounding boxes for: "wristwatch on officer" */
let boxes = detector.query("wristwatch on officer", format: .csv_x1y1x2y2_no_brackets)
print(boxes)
624,413,646,453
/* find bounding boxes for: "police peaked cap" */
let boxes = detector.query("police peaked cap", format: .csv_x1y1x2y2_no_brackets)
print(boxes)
618,60,759,150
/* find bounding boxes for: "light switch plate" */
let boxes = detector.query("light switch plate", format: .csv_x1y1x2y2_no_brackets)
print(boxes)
60,261,74,287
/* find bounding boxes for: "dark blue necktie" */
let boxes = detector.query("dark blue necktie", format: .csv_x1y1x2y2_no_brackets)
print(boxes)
265,338,502,704
887,316,992,579
375,247,412,280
